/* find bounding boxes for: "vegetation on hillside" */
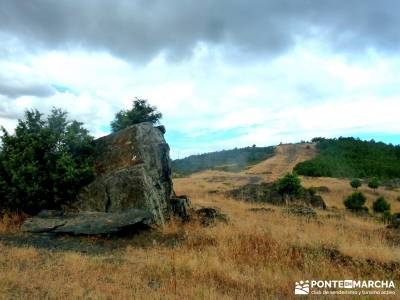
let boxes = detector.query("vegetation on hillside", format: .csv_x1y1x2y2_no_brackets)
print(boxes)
368,177,380,190
228,172,326,210
294,137,400,179
373,196,391,213
172,145,275,176
350,178,362,190
111,98,162,132
276,172,302,202
0,109,95,214
343,192,367,212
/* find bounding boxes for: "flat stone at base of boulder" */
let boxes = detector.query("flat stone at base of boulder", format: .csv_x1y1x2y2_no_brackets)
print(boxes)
21,209,154,235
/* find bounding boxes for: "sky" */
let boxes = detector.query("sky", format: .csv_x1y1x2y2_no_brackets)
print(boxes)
0,0,399,159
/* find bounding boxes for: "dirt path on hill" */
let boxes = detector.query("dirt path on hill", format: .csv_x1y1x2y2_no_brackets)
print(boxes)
244,143,317,181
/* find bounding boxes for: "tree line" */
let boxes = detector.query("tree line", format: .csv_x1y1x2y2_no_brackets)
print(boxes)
294,137,400,179
172,145,275,176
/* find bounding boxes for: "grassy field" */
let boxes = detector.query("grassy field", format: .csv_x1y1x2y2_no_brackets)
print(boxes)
0,144,399,299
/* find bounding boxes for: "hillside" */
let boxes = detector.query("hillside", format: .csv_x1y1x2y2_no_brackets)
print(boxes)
172,146,275,176
294,137,400,179
174,142,400,211
245,143,317,180
1,141,400,298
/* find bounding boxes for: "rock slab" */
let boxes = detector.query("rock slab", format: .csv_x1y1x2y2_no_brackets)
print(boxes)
21,209,153,235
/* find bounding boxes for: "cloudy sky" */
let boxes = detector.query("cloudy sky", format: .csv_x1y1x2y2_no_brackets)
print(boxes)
0,0,399,158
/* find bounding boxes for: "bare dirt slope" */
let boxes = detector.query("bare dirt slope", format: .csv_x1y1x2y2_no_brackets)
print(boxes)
179,143,400,211
173,143,318,199
244,143,317,180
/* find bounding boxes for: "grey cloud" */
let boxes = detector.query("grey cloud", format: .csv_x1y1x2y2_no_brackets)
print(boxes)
0,97,23,121
0,0,398,62
0,76,55,98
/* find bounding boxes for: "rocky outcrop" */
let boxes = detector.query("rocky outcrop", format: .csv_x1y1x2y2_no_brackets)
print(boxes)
196,207,228,226
283,206,317,218
309,194,326,209
227,182,282,204
227,182,327,209
23,122,177,234
74,122,173,224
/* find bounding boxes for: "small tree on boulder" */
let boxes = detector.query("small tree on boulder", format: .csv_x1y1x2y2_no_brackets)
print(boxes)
372,196,391,213
111,98,162,133
344,192,367,211
350,179,362,190
277,172,302,204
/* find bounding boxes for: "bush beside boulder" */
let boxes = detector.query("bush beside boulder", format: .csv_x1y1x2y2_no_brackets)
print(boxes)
22,122,177,234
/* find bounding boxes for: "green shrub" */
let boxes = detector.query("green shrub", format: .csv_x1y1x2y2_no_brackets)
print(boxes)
0,108,95,214
277,172,302,202
344,192,367,211
350,179,362,190
111,98,162,132
372,197,391,213
368,177,380,190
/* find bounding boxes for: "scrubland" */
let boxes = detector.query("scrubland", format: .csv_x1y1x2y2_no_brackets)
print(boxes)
0,176,399,299
0,143,399,299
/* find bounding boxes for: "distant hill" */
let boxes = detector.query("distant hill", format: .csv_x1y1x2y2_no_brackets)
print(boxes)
245,143,317,180
172,146,275,176
294,137,400,179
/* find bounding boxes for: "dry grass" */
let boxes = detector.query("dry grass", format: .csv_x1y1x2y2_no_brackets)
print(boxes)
0,213,26,234
301,176,400,212
0,144,399,299
0,183,399,299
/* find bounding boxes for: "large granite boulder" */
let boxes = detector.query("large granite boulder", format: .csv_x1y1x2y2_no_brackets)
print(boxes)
74,122,173,224
22,122,176,234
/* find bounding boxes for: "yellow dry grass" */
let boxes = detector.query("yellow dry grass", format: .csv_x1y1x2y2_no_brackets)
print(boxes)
301,176,400,212
0,187,399,299
0,144,399,299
